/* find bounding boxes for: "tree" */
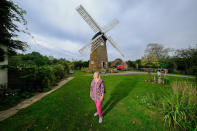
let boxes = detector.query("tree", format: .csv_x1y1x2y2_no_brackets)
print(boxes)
0,48,5,61
113,58,122,65
73,60,89,69
135,59,142,68
175,45,197,74
141,54,160,67
141,54,160,81
22,52,49,66
115,58,123,62
145,43,171,60
0,0,29,57
8,55,23,67
165,57,177,73
126,60,135,68
60,61,69,73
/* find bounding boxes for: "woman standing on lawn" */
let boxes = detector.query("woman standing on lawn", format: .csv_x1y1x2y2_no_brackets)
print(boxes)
90,71,105,123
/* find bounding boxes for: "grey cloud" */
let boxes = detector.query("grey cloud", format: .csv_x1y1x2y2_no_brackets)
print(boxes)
14,0,197,61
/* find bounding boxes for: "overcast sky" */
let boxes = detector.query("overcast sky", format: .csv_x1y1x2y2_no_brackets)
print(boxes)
14,0,197,61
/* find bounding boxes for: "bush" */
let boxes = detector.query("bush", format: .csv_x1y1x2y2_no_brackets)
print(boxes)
192,66,197,81
61,61,69,73
20,66,37,92
53,64,65,81
35,66,57,91
162,81,197,130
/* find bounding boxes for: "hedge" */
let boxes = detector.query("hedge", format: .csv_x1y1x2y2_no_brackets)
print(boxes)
8,63,69,93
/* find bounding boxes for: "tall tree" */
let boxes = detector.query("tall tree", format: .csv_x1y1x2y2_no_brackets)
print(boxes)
145,43,171,60
175,45,197,74
0,0,29,57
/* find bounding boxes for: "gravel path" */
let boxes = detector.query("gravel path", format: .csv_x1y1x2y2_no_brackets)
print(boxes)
86,71,195,78
0,77,74,121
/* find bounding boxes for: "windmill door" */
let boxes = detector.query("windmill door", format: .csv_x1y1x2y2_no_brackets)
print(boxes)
101,61,106,68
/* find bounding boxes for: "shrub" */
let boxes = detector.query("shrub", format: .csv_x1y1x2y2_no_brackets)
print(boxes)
61,61,69,73
20,66,37,92
162,81,197,130
191,66,197,81
53,64,65,81
35,66,56,91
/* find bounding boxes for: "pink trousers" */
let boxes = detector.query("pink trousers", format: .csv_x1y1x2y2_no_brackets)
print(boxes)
94,100,103,117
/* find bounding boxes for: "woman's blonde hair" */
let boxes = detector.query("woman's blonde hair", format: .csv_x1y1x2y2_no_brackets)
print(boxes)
93,71,100,79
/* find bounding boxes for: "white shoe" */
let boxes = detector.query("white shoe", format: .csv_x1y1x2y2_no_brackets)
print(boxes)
99,117,103,123
94,112,98,117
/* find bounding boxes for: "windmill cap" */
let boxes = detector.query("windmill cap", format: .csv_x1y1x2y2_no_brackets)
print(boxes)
92,32,107,41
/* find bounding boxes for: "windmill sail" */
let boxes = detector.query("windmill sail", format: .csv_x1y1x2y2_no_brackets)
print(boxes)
76,4,126,58
102,19,119,33
79,34,103,53
76,5,102,33
90,36,104,53
104,34,125,57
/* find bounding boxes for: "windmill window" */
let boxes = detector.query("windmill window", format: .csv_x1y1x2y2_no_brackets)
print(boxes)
91,61,94,64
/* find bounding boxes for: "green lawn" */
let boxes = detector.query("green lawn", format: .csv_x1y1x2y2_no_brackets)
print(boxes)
0,73,194,131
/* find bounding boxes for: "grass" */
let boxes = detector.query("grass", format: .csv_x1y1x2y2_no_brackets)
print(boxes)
0,72,195,131
69,70,91,77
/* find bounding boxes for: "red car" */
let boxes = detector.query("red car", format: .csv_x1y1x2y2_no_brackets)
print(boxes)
117,65,125,70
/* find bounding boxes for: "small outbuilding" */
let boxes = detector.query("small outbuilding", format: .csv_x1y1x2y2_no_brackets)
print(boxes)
110,59,128,70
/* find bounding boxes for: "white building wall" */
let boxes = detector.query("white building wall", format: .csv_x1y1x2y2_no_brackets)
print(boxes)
0,45,8,88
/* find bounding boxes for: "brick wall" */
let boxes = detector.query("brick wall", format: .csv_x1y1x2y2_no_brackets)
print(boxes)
89,39,108,71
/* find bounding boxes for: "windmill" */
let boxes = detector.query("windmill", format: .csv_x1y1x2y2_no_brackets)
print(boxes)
76,5,125,71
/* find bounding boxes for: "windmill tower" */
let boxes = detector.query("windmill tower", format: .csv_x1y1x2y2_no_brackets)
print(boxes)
76,5,125,71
